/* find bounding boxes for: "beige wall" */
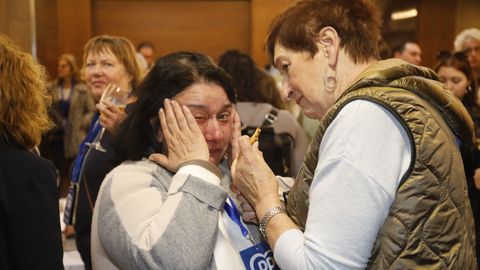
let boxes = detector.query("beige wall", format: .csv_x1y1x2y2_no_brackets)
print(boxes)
36,0,255,77
92,0,250,62
250,0,293,69
30,0,480,77
0,0,34,54
455,0,480,36
417,0,456,68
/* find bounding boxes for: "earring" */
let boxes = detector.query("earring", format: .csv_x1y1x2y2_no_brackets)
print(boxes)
467,85,472,92
324,66,336,92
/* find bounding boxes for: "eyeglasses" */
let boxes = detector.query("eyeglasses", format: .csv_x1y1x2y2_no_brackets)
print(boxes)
464,46,480,56
436,51,467,62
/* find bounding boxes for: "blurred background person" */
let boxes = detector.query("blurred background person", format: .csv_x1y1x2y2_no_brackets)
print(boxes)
65,35,143,270
434,50,480,267
135,52,148,74
0,35,63,269
219,49,309,176
392,40,422,65
435,51,480,136
41,53,95,197
137,41,155,70
455,28,480,95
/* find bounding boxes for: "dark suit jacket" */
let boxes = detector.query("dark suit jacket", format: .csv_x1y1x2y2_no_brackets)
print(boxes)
0,143,64,269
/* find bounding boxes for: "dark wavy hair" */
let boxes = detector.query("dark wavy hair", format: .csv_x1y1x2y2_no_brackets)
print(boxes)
434,51,478,108
218,50,287,110
113,51,237,161
266,0,381,65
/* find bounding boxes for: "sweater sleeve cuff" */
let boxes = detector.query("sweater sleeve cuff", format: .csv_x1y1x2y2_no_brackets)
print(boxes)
178,160,222,180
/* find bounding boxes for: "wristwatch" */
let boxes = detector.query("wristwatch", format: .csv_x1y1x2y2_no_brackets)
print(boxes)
259,205,286,239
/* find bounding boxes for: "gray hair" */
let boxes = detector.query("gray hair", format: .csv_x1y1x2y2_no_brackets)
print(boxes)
454,28,480,52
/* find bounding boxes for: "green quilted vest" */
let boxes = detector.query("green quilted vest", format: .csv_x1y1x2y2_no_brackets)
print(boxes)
286,59,477,269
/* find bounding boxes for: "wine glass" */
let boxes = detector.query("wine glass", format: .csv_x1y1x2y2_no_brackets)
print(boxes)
87,84,129,152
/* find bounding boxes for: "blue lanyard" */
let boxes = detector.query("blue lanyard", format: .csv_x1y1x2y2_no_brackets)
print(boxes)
223,196,249,237
70,113,101,183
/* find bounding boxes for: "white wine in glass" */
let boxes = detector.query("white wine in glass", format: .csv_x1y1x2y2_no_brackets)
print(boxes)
87,84,129,152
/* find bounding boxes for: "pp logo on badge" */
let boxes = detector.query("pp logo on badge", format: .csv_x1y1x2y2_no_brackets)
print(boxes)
249,250,276,270
240,242,279,270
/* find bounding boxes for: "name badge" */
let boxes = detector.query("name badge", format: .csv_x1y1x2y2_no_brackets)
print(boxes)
240,242,279,270
63,184,77,225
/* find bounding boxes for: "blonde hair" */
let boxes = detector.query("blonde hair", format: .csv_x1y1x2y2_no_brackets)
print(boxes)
454,28,480,52
0,35,53,148
58,53,81,82
82,35,144,92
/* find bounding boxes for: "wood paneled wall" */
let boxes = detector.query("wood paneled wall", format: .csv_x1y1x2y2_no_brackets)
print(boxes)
0,0,34,54
32,0,480,79
417,0,456,69
36,0,59,79
57,0,92,61
36,0,260,77
455,0,480,37
250,0,293,69
92,0,250,61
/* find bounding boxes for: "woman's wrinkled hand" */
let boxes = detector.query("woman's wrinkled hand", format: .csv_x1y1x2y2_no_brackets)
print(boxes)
232,136,280,211
97,100,126,133
149,99,209,172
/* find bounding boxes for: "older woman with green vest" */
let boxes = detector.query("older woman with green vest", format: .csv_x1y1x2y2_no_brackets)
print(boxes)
228,0,477,269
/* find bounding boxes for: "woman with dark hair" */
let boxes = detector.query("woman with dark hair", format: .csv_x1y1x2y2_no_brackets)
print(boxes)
218,49,287,110
91,52,277,269
434,51,480,138
434,51,480,266
219,49,309,176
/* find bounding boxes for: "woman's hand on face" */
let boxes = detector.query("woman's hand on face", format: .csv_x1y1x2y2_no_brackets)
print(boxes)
232,136,280,211
97,100,126,133
149,99,209,172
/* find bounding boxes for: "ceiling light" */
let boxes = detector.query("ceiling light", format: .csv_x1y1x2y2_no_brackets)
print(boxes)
391,8,418,21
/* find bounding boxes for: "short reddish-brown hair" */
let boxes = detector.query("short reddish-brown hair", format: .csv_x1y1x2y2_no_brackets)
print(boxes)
266,0,381,65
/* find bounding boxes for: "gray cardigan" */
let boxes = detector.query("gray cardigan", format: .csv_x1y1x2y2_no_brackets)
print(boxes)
91,159,263,269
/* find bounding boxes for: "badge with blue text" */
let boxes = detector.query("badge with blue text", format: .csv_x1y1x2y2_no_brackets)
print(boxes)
240,242,279,270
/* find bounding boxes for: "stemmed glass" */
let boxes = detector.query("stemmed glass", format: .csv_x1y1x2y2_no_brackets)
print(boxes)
86,84,129,152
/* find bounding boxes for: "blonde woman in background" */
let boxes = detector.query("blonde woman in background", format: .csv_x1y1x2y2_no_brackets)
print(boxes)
0,35,63,269
42,53,95,197
66,35,143,270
